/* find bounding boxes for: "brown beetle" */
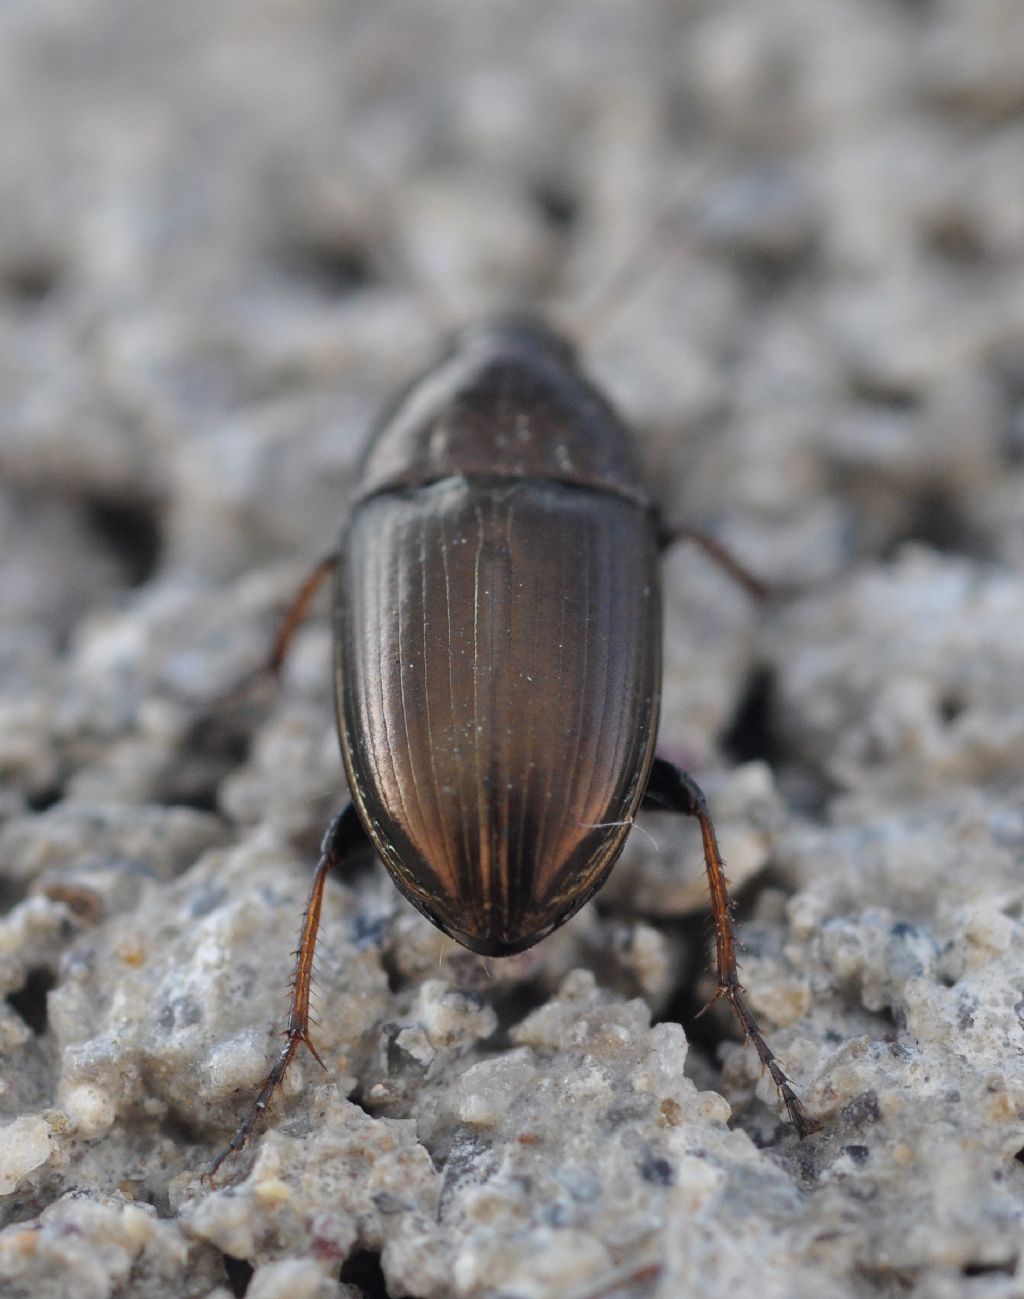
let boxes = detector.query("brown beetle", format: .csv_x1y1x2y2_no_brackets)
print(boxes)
209,316,814,1177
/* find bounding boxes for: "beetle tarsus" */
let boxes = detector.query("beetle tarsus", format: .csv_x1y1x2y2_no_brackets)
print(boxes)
643,757,815,1139
722,980,819,1139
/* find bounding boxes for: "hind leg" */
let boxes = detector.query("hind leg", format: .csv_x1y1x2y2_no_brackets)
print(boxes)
642,757,815,1137
207,803,369,1180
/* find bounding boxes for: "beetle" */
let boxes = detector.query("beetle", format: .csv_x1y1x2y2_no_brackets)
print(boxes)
208,314,814,1177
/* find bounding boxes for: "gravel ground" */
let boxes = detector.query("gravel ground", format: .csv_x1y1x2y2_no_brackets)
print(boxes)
2,2,1024,1297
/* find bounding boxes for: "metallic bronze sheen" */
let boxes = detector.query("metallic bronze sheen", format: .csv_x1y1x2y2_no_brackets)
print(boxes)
335,322,662,955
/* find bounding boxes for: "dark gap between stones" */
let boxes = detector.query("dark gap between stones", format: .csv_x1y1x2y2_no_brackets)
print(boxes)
83,495,164,587
7,967,56,1036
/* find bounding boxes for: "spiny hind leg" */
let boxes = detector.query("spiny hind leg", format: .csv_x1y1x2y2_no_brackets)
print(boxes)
642,757,816,1138
207,803,369,1180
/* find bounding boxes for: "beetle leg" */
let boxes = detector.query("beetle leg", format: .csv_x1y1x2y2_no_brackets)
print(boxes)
215,550,339,705
206,803,368,1181
657,523,796,600
264,550,340,675
642,757,817,1138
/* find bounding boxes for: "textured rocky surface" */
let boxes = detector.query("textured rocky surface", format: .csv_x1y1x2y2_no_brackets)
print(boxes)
2,1,1024,1297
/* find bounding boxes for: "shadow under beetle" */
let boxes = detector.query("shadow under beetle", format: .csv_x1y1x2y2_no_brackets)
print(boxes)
208,314,815,1178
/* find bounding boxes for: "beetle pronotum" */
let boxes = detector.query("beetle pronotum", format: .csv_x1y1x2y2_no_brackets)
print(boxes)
208,313,815,1178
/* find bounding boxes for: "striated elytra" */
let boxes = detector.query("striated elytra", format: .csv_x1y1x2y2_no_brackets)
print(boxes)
336,318,661,957
208,315,815,1180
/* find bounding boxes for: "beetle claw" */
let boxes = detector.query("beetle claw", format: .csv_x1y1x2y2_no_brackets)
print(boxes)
695,982,744,1020
694,990,722,1020
301,1032,327,1071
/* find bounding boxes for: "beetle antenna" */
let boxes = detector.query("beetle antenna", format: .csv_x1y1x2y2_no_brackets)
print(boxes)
569,163,715,349
342,146,457,338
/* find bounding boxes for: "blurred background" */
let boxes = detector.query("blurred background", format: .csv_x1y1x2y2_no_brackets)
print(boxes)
2,3,1024,1296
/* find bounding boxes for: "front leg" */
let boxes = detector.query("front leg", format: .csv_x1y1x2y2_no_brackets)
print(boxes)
642,758,816,1138
207,803,370,1180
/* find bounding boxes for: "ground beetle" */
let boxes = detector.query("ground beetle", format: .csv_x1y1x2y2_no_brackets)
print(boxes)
209,315,815,1177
